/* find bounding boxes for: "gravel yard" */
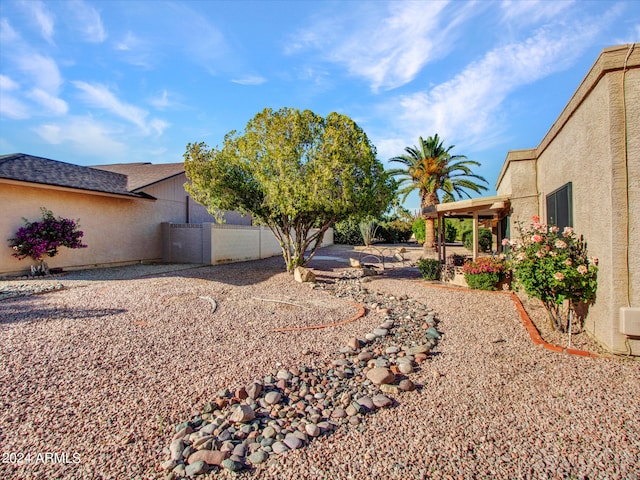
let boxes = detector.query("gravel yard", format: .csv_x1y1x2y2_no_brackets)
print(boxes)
1,245,638,480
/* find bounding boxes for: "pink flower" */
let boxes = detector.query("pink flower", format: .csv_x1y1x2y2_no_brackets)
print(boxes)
501,238,510,246
554,272,565,281
516,253,526,261
531,234,543,243
536,250,546,258
562,226,573,238
550,225,559,233
564,259,572,266
532,215,540,223
589,256,599,266
577,265,588,274
555,240,567,249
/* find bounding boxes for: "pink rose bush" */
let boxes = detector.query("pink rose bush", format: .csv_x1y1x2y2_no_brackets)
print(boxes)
505,217,598,332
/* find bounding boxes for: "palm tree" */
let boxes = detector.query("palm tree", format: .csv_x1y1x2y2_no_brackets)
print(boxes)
389,134,488,254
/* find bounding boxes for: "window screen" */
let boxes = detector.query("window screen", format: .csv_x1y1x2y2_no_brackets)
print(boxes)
546,182,573,230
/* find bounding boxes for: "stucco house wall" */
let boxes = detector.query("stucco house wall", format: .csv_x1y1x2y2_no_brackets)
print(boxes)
0,182,175,274
496,44,639,355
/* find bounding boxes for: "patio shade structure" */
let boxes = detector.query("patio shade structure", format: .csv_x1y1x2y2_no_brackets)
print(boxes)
422,195,511,262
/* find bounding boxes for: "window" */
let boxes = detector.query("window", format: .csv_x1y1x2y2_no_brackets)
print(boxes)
546,182,573,230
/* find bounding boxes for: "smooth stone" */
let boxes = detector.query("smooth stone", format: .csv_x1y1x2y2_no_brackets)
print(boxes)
188,449,228,466
374,358,390,368
169,439,184,461
230,405,255,423
415,353,428,363
425,327,441,339
305,423,321,437
372,394,393,408
399,379,416,391
331,407,347,418
222,458,243,472
246,382,263,399
357,351,373,362
265,391,282,405
172,425,193,441
407,344,431,355
347,337,360,350
365,333,377,342
398,363,413,374
356,396,374,411
366,367,395,385
248,450,269,465
385,346,400,354
272,441,289,454
283,434,303,450
160,459,176,471
185,460,207,476
345,404,359,417
232,444,247,457
372,328,388,337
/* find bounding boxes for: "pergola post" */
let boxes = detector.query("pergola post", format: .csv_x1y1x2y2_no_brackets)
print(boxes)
472,211,479,260
441,216,446,263
436,213,442,264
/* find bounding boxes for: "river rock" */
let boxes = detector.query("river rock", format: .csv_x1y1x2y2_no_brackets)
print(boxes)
366,367,395,385
265,391,282,405
230,404,255,423
187,449,228,466
185,460,207,476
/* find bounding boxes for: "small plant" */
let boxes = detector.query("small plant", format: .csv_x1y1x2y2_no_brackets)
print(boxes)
417,258,441,280
359,217,379,246
8,208,87,274
506,216,598,332
462,256,506,290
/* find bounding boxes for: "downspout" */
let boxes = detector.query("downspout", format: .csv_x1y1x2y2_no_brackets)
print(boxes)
622,43,634,308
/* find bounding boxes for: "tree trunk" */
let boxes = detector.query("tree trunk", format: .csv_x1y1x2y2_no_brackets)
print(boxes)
422,191,439,256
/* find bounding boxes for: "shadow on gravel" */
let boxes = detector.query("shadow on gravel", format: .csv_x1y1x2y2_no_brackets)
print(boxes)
0,303,126,324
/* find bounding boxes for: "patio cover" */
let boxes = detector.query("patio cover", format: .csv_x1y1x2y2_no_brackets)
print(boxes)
422,195,511,261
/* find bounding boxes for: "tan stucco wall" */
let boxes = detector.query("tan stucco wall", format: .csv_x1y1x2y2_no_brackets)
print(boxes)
496,44,640,354
496,149,539,231
0,182,186,275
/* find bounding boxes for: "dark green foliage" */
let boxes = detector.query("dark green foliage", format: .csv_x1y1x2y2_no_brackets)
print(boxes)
417,258,441,280
378,219,412,243
465,272,500,290
334,218,363,245
412,218,425,244
462,228,492,252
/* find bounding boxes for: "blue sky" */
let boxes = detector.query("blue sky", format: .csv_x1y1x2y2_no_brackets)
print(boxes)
1,0,638,211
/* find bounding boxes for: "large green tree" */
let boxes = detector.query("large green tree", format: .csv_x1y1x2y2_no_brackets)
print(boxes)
184,107,395,272
389,134,488,253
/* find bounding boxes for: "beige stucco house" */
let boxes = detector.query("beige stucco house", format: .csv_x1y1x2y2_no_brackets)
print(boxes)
0,154,249,275
425,44,639,355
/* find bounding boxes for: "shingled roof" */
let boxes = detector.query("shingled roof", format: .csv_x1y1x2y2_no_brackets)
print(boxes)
91,162,184,191
0,153,151,198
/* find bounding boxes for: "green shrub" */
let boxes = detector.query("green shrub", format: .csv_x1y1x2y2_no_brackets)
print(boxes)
417,258,441,280
334,218,362,245
462,228,492,252
412,218,425,244
437,222,457,243
379,219,412,243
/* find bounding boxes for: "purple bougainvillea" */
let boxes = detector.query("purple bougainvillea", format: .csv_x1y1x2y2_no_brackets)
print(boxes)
8,208,87,261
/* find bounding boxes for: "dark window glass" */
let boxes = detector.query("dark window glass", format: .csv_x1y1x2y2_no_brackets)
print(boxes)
546,182,573,230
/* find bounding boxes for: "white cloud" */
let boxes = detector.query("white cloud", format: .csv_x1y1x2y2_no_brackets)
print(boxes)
27,88,68,115
19,0,55,43
73,81,167,136
380,22,605,154
34,116,126,157
14,53,64,94
149,90,170,109
286,0,483,92
0,18,19,43
0,95,30,119
500,0,574,24
68,0,106,43
231,75,267,86
0,74,20,91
